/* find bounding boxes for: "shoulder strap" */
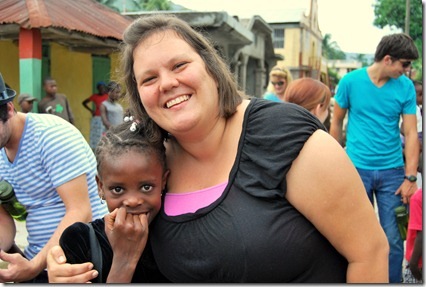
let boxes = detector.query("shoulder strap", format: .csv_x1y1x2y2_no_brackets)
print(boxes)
87,222,103,283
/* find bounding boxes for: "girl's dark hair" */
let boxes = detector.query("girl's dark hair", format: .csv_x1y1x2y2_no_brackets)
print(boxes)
119,14,245,136
374,33,419,62
95,120,167,176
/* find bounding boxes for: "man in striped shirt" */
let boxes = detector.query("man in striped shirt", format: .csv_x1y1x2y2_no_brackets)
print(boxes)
0,74,108,283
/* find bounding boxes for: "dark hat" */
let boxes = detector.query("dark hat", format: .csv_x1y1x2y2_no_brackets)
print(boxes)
0,73,16,105
18,93,37,104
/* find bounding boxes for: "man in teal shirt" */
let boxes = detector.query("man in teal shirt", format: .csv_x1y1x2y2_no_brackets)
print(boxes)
330,33,419,283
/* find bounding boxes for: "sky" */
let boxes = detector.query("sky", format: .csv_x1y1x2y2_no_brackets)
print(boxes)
174,0,402,55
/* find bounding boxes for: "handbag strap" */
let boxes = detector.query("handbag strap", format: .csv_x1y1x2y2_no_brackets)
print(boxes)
87,222,103,283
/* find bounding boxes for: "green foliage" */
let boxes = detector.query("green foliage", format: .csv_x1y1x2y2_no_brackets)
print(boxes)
322,34,346,60
96,0,171,12
354,54,373,67
144,0,171,10
373,0,422,79
373,0,422,41
327,67,340,88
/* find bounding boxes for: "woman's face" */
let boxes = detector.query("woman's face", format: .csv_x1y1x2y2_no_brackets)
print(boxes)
270,75,287,96
132,30,219,137
96,149,168,224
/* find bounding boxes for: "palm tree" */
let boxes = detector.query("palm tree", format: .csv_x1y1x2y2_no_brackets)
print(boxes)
322,33,346,60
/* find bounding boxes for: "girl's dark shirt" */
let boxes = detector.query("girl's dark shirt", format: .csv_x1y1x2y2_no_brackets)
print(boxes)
150,98,348,282
60,218,169,283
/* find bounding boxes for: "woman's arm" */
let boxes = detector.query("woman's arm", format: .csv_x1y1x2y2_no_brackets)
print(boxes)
0,205,15,252
100,104,111,130
286,130,389,283
82,98,94,115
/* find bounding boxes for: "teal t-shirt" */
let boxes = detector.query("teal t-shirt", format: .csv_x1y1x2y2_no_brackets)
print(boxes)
263,92,282,102
334,67,416,169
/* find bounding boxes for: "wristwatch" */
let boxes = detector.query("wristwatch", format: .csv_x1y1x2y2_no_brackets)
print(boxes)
404,175,417,182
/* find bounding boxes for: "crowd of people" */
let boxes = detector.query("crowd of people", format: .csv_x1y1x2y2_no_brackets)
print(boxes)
0,13,422,284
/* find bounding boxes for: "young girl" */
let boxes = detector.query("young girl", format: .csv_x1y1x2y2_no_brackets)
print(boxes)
58,119,169,283
100,81,124,130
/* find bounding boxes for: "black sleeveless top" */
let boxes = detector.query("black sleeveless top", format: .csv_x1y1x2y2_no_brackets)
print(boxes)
150,98,348,282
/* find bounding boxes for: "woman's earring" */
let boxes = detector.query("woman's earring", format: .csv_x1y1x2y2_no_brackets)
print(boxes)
100,196,105,204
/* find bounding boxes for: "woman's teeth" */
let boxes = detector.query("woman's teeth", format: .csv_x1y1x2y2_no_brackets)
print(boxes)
166,95,190,108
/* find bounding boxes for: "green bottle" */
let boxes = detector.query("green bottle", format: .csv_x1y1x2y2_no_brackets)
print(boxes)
394,205,408,241
0,180,27,221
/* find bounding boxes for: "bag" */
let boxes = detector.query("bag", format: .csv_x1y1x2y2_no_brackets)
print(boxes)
87,222,103,283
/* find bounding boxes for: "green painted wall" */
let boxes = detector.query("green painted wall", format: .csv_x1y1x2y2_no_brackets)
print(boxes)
19,58,42,113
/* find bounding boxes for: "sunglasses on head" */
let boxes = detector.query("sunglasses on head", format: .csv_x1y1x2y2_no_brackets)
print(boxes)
271,81,285,87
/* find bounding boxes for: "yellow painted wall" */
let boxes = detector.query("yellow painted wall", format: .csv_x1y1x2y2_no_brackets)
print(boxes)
280,28,301,68
50,43,93,139
0,40,20,105
49,43,121,141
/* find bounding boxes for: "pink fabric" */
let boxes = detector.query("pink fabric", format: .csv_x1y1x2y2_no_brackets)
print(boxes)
405,188,422,267
164,182,227,216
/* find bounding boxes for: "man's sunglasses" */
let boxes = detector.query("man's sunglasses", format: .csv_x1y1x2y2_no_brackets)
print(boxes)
398,60,412,68
391,56,412,68
271,81,285,87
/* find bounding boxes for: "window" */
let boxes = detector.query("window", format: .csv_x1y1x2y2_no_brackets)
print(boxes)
273,28,284,49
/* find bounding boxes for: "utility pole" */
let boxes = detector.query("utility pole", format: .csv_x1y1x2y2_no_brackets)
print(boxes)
405,0,412,78
405,0,410,34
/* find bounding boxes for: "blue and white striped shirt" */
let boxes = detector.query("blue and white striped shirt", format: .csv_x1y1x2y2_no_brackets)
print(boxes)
0,113,108,259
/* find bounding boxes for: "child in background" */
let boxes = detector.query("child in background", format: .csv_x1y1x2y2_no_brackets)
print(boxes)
58,119,169,283
100,81,124,130
403,187,423,283
82,82,109,149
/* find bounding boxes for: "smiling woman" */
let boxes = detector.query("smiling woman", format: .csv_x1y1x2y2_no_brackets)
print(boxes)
47,14,389,283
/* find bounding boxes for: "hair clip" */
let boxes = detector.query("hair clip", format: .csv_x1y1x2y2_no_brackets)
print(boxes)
124,115,134,122
130,122,138,132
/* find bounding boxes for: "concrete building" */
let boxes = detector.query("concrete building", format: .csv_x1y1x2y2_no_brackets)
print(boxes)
266,0,328,83
327,59,362,79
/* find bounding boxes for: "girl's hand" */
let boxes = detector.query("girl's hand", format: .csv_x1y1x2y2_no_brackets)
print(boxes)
104,207,149,282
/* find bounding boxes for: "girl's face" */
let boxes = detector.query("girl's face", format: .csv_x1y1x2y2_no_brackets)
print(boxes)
109,87,121,101
133,30,219,137
96,149,168,224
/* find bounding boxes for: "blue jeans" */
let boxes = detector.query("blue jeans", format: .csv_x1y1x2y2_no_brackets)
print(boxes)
356,167,405,283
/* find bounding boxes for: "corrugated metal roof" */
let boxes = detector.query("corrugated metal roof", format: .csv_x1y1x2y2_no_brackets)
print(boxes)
0,0,133,40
